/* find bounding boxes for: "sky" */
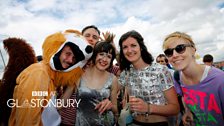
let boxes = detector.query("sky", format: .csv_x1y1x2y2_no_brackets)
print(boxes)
0,0,224,70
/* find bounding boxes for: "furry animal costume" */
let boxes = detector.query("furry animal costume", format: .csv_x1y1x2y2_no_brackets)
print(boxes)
6,30,92,126
0,38,37,126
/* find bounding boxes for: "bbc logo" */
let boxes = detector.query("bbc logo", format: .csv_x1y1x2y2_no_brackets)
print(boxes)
32,91,48,96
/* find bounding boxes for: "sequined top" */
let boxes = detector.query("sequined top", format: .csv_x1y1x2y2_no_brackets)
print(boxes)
75,73,115,126
119,63,173,105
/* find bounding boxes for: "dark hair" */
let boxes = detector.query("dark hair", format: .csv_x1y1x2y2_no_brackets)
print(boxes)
90,40,116,69
203,54,213,62
118,30,154,71
81,25,100,35
156,54,168,63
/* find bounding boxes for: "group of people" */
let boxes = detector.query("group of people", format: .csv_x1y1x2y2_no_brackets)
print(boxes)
0,25,224,126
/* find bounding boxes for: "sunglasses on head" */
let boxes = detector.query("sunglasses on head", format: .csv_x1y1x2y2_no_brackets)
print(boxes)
164,44,193,57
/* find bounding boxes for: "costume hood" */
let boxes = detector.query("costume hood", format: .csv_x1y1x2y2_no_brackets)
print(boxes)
42,30,93,86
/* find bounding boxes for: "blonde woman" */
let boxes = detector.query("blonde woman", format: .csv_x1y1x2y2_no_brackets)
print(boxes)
163,31,224,126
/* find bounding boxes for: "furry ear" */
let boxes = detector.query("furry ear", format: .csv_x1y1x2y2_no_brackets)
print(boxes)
64,29,82,35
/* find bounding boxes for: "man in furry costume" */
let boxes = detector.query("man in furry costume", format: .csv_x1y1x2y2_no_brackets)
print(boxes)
7,30,93,126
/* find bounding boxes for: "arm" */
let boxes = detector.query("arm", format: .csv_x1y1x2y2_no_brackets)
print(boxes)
129,87,180,116
149,87,180,116
57,84,76,110
130,66,180,116
95,76,118,116
10,68,50,126
149,66,180,116
110,76,118,115
181,97,194,125
59,76,80,100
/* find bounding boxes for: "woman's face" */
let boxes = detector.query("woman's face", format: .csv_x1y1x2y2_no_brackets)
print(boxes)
82,28,100,46
95,52,112,71
121,37,142,64
164,38,195,71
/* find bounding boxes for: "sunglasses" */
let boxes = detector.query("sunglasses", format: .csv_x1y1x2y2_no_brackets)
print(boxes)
164,44,193,57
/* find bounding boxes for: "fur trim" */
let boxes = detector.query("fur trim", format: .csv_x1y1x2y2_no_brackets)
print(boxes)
64,29,82,35
54,67,83,87
42,30,92,86
42,32,66,64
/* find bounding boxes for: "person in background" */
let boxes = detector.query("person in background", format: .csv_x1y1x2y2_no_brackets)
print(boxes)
203,54,213,66
220,62,224,71
82,25,101,46
163,31,224,126
156,54,168,65
81,25,120,74
81,25,120,56
156,54,173,69
119,30,179,126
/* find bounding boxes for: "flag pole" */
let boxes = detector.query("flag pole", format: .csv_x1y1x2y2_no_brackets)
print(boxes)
0,49,5,67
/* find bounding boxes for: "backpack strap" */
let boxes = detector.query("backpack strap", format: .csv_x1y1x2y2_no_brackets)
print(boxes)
174,70,180,84
173,70,185,114
173,70,183,95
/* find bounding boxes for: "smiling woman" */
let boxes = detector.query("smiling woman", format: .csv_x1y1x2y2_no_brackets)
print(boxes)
118,30,179,126
74,41,118,126
59,38,119,126
162,31,224,126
